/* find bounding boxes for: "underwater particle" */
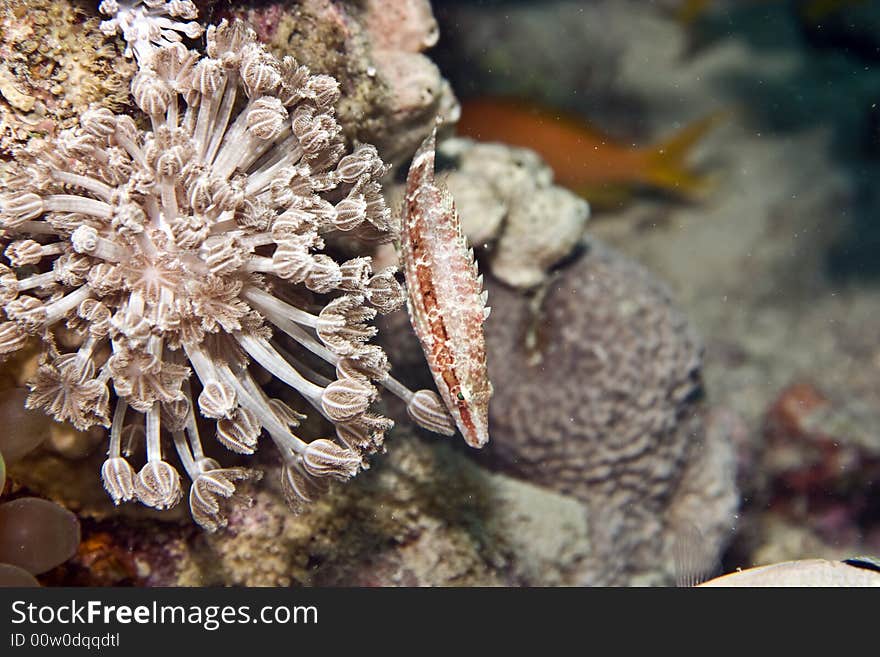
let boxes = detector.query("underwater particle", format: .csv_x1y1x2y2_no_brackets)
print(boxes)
0,563,39,586
0,20,446,530
402,130,492,448
0,497,80,574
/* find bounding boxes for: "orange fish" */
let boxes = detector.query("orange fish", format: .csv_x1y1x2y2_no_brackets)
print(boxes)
456,97,722,210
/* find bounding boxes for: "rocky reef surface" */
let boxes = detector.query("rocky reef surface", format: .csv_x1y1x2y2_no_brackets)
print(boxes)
220,0,458,170
0,0,134,154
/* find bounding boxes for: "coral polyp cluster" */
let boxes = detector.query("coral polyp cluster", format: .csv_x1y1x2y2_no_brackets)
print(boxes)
98,0,203,63
0,19,448,531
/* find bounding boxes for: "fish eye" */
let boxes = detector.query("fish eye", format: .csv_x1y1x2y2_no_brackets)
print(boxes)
457,392,465,401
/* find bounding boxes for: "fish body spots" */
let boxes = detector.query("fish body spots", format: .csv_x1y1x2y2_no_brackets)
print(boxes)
401,130,492,448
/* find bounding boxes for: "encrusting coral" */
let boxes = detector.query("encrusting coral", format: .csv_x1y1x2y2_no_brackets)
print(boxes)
0,0,135,153
221,0,459,170
0,18,453,532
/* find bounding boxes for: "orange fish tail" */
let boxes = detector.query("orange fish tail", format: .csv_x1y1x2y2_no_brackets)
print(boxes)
643,112,726,196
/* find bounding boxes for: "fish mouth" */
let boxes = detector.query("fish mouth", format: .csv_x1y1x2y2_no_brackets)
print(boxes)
455,403,490,449
464,429,490,449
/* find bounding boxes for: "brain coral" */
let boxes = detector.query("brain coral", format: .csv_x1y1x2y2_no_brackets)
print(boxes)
482,239,738,585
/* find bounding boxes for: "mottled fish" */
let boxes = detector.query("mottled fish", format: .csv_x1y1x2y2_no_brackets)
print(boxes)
401,129,493,448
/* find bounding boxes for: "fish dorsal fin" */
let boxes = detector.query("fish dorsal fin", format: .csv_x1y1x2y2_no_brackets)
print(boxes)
673,522,721,587
434,163,489,322
843,556,880,573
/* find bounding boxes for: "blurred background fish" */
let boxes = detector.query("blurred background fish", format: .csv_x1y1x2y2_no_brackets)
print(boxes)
675,0,868,27
674,522,880,586
455,97,723,211
698,557,880,586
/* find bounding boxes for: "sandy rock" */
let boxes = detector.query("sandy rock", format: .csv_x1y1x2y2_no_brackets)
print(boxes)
439,138,590,289
224,0,458,169
371,49,459,167
363,0,439,53
102,437,596,587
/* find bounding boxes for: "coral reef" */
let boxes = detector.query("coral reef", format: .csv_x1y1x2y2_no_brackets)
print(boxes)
438,138,590,289
0,0,134,155
378,238,737,585
0,19,456,531
220,0,458,169
46,435,594,587
722,381,880,563
0,0,753,588
3,209,735,586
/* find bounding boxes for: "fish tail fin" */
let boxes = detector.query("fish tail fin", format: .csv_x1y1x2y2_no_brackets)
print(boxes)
574,184,632,212
643,111,728,197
